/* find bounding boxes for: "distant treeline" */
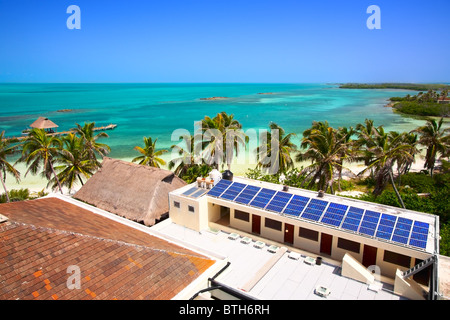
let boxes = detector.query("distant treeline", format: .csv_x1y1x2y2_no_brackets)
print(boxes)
388,89,449,117
339,83,450,91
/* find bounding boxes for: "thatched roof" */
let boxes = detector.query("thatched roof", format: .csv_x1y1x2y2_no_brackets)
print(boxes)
74,157,186,226
30,117,59,129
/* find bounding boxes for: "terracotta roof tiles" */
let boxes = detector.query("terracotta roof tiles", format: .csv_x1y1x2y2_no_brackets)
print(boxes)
0,197,216,300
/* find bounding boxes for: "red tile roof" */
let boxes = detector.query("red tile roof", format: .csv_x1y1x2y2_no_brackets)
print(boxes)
0,197,216,300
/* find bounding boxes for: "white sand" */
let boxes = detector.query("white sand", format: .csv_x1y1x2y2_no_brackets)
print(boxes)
3,152,428,196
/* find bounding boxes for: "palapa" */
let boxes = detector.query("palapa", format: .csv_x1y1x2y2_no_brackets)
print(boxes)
74,157,186,226
30,117,59,129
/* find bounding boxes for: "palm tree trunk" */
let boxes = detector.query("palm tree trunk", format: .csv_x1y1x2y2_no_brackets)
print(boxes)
389,169,405,209
78,174,84,186
0,170,10,203
49,161,63,194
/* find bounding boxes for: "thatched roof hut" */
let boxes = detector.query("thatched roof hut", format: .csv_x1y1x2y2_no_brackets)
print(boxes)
74,157,186,226
30,117,59,130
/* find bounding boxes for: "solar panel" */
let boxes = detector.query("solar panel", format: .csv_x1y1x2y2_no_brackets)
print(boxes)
391,217,413,245
265,191,293,213
320,202,348,227
301,198,328,222
409,221,429,249
249,188,277,209
234,185,261,205
182,186,199,196
375,214,397,240
359,210,381,236
283,195,310,217
191,188,208,198
207,179,232,197
220,182,246,201
341,207,364,232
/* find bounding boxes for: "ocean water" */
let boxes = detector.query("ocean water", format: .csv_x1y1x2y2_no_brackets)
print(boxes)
1,83,436,191
0,83,424,159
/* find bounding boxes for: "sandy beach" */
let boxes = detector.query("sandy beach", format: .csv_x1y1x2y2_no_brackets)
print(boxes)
3,151,429,197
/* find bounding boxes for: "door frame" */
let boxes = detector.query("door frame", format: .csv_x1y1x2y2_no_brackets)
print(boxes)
362,244,378,268
320,233,333,256
284,223,294,245
252,214,261,235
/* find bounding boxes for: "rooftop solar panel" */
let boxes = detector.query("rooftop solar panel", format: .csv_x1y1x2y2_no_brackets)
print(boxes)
359,210,381,237
265,191,293,213
207,179,232,197
182,186,199,196
191,188,208,198
234,185,261,205
409,221,429,249
341,207,365,232
220,182,246,201
320,202,348,227
391,217,413,245
283,195,310,217
301,198,328,222
249,188,277,209
375,214,397,240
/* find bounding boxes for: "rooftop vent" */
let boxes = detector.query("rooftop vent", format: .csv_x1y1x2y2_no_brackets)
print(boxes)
0,214,9,224
318,190,325,198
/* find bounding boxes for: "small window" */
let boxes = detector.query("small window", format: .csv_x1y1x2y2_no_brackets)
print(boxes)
188,205,195,213
337,238,360,254
234,210,250,222
299,227,319,241
383,250,411,268
264,218,282,231
173,201,180,208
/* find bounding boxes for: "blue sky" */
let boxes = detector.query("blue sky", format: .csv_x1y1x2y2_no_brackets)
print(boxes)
0,0,449,83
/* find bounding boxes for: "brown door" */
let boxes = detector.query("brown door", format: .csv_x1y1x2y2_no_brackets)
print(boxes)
320,233,333,256
362,245,378,268
284,223,294,245
252,214,261,234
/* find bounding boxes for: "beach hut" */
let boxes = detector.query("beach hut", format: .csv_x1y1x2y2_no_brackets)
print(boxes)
29,117,59,133
74,157,187,226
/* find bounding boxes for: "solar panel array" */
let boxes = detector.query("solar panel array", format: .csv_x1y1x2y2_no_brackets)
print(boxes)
207,179,431,250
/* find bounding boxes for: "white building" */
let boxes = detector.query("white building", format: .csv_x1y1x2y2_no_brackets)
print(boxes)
167,175,445,300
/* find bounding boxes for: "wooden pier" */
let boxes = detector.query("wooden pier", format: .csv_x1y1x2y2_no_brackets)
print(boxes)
3,124,118,142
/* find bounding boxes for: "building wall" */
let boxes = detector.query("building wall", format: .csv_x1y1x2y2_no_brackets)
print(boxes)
209,197,431,279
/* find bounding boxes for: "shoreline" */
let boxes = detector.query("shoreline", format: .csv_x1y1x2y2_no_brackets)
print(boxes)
4,152,429,196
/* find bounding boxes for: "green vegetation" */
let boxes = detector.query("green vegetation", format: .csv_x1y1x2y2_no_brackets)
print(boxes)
0,188,48,203
0,122,111,198
340,83,450,91
132,136,168,168
388,89,449,117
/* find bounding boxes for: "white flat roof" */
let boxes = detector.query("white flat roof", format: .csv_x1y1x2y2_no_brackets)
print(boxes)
154,222,405,300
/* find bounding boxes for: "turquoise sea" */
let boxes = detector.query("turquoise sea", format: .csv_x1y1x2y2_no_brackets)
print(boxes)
3,82,443,191
0,83,425,160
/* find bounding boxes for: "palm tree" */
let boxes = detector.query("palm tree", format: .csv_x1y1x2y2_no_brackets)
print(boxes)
198,112,248,170
168,134,203,177
357,127,415,208
413,117,450,177
0,132,21,202
296,121,351,194
74,122,111,167
181,164,213,184
440,89,448,101
132,136,168,168
49,133,96,191
256,122,297,175
19,128,64,194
